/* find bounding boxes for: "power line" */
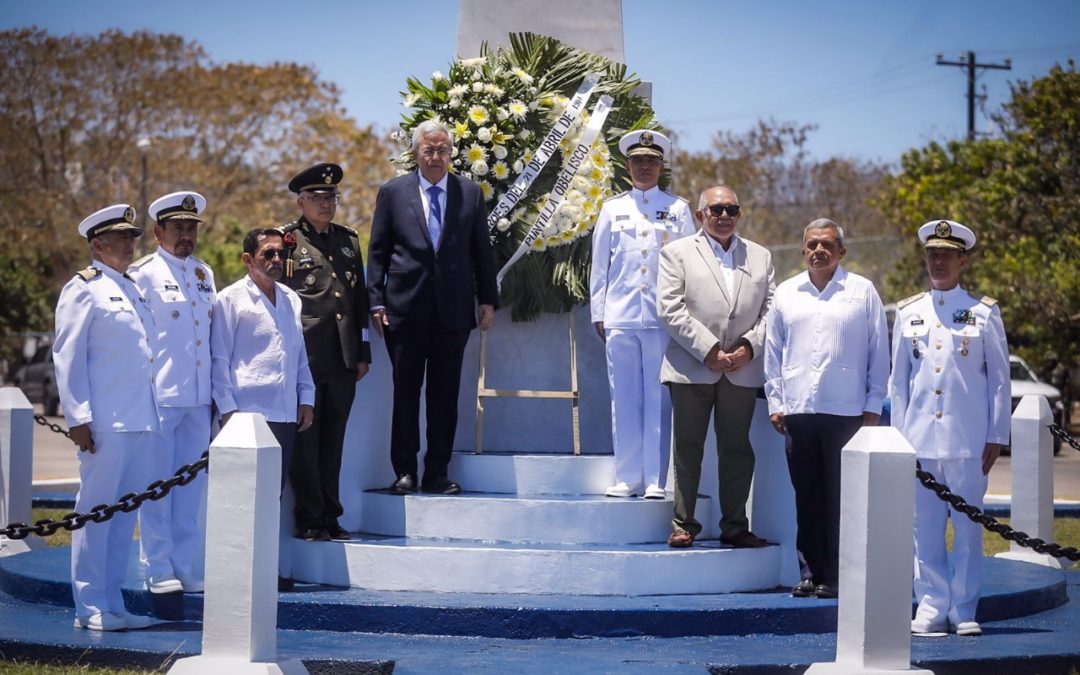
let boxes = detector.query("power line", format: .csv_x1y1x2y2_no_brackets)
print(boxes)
935,51,1012,141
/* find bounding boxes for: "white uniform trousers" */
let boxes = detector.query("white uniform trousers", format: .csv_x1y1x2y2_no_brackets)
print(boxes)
139,406,211,580
71,431,152,619
605,327,671,488
913,457,987,626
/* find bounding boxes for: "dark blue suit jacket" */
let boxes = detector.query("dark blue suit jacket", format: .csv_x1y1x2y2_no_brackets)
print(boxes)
366,172,498,332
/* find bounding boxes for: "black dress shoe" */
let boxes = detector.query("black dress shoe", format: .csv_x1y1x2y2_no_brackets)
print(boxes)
814,583,839,599
390,474,418,495
421,476,462,495
277,576,294,592
719,530,769,548
297,527,331,542
792,579,816,597
326,526,351,541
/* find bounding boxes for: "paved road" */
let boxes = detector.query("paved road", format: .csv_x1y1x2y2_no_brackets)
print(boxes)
26,406,1080,500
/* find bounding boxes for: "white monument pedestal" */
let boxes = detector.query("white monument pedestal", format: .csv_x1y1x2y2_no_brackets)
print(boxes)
0,387,44,557
806,427,932,675
996,395,1061,569
169,413,306,675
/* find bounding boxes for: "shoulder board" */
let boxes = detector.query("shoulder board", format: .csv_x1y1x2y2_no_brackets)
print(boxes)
609,190,629,199
75,267,100,281
979,295,998,307
129,254,154,269
332,223,359,239
659,189,689,205
896,292,926,309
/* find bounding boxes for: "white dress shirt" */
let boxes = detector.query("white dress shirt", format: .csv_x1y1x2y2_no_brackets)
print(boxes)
418,171,449,224
211,276,315,423
764,266,889,417
129,248,215,407
52,261,160,432
706,233,738,299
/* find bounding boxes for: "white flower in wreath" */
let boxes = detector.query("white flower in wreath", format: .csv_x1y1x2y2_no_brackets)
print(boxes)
449,84,468,98
476,127,493,143
401,92,421,107
465,144,487,163
496,108,509,122
492,144,508,160
518,129,531,140
513,159,524,174
530,237,547,252
432,71,445,81
492,161,510,180
511,67,534,85
449,97,463,109
467,105,490,126
508,100,528,121
462,171,473,180
478,180,494,200
472,81,484,92
460,57,485,69
472,160,490,176
496,218,512,232
571,176,590,192
484,83,504,97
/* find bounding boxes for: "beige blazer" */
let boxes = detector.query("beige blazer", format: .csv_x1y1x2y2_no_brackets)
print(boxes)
658,231,775,387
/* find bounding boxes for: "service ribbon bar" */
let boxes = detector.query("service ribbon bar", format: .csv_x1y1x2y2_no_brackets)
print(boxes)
486,72,603,230
496,94,614,289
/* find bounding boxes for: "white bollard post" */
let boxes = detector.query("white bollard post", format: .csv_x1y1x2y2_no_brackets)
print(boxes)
806,427,932,675
169,413,307,675
0,387,44,557
996,395,1060,568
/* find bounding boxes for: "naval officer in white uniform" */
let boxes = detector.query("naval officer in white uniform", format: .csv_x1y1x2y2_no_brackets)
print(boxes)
590,130,695,498
889,219,1010,637
53,204,158,631
129,191,215,595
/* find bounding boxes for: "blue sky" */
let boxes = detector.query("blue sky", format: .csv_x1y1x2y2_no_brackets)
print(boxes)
3,0,1078,164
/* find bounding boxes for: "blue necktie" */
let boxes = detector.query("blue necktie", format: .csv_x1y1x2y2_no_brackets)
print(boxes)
426,185,442,248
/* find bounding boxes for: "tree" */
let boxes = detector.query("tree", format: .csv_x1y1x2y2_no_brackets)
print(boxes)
877,62,1080,363
0,28,394,301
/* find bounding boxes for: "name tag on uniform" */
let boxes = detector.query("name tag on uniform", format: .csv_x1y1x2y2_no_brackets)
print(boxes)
298,257,315,266
164,283,179,291
616,215,629,221
911,319,924,326
109,297,123,302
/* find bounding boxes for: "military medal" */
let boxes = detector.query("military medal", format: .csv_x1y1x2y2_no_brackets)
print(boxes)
952,309,973,324
911,339,920,359
341,246,355,258
961,337,970,357
305,273,316,286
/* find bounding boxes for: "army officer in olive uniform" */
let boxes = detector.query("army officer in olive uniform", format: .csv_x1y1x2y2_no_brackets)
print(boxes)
281,162,371,542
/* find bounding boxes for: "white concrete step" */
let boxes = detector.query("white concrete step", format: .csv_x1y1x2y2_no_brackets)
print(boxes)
447,451,616,495
288,535,782,595
359,490,709,545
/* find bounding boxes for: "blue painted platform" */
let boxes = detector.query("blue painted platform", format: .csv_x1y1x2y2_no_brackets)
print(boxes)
0,546,1077,673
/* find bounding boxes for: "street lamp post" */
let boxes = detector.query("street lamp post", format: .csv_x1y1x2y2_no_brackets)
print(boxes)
136,137,151,256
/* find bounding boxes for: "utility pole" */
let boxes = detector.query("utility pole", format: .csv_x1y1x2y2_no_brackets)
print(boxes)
936,51,1012,141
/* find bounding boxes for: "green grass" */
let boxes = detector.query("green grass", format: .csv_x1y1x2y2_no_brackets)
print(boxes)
941,514,1080,562
0,661,162,674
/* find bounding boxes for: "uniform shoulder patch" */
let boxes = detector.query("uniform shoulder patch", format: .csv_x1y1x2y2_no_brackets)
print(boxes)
75,267,100,281
333,223,360,239
896,292,926,309
979,295,998,307
130,254,153,269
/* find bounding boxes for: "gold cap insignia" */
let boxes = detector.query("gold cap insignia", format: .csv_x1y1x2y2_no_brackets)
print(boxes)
640,131,654,146
123,207,135,223
182,195,196,211
935,220,952,238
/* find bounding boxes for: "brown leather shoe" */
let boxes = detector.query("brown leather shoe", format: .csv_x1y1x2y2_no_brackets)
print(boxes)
719,530,769,548
667,529,694,548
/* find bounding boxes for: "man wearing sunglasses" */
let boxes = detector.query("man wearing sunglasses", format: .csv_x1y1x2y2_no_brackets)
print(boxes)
658,185,775,549
590,130,694,499
280,163,371,543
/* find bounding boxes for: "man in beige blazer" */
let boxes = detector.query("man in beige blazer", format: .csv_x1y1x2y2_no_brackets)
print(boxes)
658,185,775,548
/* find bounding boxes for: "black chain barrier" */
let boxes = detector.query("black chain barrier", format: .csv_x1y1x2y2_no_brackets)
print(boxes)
34,414,71,439
1,450,209,541
1050,423,1080,454
916,433,1080,562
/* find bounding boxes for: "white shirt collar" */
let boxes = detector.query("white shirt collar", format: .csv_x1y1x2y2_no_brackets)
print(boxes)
706,232,740,259
418,171,449,193
156,246,192,270
797,265,848,294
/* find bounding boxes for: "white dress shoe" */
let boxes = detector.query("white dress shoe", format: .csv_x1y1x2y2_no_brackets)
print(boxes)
177,575,204,593
111,611,153,630
953,620,982,636
644,485,666,500
74,612,126,631
605,482,639,498
910,617,948,636
145,575,184,594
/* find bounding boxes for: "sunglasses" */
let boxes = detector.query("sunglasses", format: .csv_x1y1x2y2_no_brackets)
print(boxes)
706,204,741,217
260,248,286,260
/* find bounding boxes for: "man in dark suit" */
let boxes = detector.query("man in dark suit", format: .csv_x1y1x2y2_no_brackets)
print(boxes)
367,120,498,495
281,162,371,542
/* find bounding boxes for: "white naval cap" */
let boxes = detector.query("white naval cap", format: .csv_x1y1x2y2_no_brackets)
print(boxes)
918,219,976,251
618,130,671,160
77,204,142,240
149,191,206,223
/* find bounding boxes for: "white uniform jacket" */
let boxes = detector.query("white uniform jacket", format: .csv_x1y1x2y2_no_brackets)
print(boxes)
590,187,695,329
52,262,160,433
129,249,215,407
210,276,315,423
889,287,1011,459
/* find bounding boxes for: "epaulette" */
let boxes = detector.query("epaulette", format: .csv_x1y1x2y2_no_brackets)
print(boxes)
610,190,629,199
659,189,689,206
75,267,100,281
979,295,998,307
896,292,926,309
130,254,154,269
333,222,360,239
